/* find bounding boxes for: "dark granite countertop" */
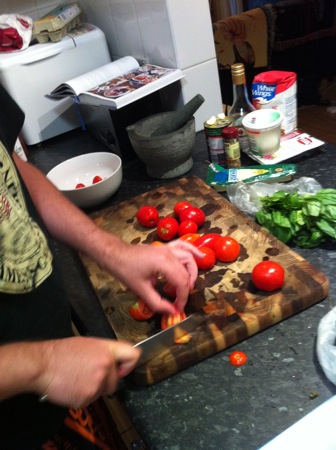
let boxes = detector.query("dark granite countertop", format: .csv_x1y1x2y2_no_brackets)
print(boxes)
28,128,336,450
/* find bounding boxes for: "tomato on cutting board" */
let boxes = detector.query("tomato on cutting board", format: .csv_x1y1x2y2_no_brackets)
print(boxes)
157,217,179,241
194,233,222,250
179,206,206,227
213,236,240,263
129,299,155,321
136,205,160,228
174,201,193,217
179,233,201,244
194,247,216,270
178,219,198,237
251,260,285,291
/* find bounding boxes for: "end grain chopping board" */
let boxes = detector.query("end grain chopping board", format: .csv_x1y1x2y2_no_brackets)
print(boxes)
79,176,329,385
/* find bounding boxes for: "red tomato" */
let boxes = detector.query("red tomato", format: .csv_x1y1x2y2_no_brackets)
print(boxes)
179,207,206,227
151,241,164,246
136,205,160,228
157,217,179,241
194,233,222,250
161,311,190,344
174,201,193,216
178,219,198,237
213,236,240,263
194,247,216,270
251,261,285,291
129,299,155,321
229,351,247,366
179,233,201,244
75,183,85,189
92,175,103,184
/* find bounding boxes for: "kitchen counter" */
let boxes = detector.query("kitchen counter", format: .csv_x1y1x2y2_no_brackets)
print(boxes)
28,128,336,450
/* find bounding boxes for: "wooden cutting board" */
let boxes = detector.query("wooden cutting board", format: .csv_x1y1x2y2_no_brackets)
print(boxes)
80,176,329,385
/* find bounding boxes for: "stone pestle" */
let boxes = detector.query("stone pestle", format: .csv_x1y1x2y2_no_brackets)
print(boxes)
150,94,205,137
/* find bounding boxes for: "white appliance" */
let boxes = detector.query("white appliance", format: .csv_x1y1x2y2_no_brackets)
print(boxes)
0,23,111,145
78,0,224,132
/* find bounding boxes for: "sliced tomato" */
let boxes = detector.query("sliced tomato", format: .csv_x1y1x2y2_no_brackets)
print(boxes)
75,183,85,189
92,175,103,184
161,311,190,344
129,299,155,321
194,233,222,250
229,351,247,366
194,247,216,270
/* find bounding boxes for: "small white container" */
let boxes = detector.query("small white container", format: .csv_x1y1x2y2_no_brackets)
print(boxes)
242,109,284,157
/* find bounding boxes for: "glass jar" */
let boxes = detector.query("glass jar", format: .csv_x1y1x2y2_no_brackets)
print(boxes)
222,126,241,168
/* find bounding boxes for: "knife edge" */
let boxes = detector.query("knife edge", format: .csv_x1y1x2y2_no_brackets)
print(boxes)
133,311,209,367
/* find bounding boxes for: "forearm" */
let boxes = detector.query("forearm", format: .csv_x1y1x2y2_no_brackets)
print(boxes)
0,341,49,400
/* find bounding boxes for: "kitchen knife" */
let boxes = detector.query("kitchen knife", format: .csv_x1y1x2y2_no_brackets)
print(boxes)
133,310,209,367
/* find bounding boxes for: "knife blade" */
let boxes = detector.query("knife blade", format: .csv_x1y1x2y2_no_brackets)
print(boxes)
133,310,209,367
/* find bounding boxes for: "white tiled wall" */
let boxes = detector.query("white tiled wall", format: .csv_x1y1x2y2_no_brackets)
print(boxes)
0,0,223,130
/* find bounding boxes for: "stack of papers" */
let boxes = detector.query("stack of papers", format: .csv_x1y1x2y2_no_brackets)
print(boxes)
243,129,325,165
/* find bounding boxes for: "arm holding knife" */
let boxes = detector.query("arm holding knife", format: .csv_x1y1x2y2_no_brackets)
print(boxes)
0,83,203,447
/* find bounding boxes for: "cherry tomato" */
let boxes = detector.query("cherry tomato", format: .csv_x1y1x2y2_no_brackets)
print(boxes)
161,311,190,344
178,219,198,237
194,233,222,250
229,351,247,366
151,241,164,246
136,205,160,228
194,247,216,270
179,233,201,244
92,175,103,184
213,236,240,262
129,299,155,321
179,207,206,227
75,183,85,189
157,217,179,241
251,261,285,292
174,201,193,216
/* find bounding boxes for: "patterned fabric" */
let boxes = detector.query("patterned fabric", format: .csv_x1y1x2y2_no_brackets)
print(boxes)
40,400,123,450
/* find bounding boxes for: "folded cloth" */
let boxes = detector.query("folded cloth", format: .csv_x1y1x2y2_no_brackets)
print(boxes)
0,14,33,52
213,6,275,69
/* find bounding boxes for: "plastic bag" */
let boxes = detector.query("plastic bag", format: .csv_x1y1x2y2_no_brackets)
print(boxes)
226,176,322,217
317,307,336,386
0,14,33,52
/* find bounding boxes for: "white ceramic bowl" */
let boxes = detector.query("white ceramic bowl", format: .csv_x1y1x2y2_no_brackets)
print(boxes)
47,152,122,208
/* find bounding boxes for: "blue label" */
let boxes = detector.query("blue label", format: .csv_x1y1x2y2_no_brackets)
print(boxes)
252,82,276,102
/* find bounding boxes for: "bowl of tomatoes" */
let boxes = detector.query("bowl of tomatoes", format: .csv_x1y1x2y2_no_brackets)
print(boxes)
46,152,122,208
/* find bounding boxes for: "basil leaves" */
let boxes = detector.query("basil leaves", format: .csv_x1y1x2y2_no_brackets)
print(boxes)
255,188,336,248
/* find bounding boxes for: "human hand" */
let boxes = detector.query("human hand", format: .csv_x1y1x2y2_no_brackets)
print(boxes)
109,239,202,315
36,337,140,408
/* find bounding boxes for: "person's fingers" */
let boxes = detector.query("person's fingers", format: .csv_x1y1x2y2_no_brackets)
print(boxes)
111,341,141,378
